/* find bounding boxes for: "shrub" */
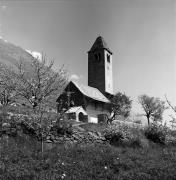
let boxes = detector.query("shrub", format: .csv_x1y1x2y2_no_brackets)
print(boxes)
53,120,73,137
165,135,176,146
103,125,124,145
144,123,169,144
103,124,146,147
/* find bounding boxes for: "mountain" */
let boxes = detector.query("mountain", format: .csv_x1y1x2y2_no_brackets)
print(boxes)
0,38,33,66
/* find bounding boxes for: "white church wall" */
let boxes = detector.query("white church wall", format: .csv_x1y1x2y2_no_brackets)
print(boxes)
86,104,110,123
104,50,113,94
89,117,98,124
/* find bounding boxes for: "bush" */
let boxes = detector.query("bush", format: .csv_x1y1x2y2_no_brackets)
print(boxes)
53,120,73,137
103,124,147,147
144,124,169,144
103,125,124,145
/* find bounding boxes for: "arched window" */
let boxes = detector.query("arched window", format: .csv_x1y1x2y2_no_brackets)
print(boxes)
94,53,101,62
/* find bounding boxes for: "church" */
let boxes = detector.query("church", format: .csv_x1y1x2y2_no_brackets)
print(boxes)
57,36,114,123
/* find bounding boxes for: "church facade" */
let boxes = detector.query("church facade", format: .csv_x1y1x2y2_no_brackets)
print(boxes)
57,36,114,123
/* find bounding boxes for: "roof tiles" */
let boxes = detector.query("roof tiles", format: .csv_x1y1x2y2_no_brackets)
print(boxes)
71,81,110,103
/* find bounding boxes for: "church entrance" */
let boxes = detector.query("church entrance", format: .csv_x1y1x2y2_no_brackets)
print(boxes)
78,112,84,122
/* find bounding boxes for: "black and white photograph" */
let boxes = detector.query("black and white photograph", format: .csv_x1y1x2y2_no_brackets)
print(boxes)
0,0,176,179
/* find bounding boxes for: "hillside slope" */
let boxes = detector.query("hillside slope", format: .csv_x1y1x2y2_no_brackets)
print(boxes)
0,38,33,66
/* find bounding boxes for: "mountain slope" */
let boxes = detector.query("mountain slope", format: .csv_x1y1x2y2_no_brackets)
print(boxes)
0,38,33,66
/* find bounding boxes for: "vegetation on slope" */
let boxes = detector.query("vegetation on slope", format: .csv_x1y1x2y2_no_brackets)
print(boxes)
1,134,176,180
1,118,176,180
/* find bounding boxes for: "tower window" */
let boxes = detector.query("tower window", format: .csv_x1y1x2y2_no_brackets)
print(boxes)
107,54,110,63
94,53,101,62
98,53,101,60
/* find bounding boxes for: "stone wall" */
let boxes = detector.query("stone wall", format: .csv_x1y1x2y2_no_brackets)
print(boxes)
0,122,107,146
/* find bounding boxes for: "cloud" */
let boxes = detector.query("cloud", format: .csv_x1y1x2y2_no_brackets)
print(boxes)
70,74,82,81
0,36,8,42
31,51,42,60
26,50,42,61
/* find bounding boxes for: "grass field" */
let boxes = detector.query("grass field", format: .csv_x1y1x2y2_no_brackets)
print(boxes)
1,133,176,180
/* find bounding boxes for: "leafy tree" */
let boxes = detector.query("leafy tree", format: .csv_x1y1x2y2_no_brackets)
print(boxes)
107,92,132,124
138,94,167,125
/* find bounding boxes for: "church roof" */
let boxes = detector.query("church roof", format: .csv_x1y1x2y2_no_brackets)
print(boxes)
88,36,112,54
71,81,110,103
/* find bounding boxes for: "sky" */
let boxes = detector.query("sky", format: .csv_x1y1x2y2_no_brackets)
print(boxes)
0,0,176,124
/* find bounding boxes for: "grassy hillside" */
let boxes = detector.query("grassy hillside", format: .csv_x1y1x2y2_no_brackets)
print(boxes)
1,134,176,180
1,118,176,180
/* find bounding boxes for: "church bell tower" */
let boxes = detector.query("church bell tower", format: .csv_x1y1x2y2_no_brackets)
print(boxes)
88,36,113,95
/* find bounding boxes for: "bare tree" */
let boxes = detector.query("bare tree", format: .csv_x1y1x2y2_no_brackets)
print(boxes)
107,92,132,124
138,94,167,125
8,56,67,154
165,95,176,113
0,55,67,150
0,63,18,122
0,63,17,107
12,56,68,119
165,95,176,129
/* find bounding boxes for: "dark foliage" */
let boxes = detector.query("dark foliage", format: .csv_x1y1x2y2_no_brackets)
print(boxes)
104,128,124,145
108,92,132,124
144,124,169,144
103,124,147,148
51,120,73,137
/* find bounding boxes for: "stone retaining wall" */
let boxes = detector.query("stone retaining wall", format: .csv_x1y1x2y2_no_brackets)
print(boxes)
0,123,107,145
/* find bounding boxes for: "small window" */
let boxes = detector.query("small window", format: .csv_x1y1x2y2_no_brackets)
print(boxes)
94,53,101,62
94,54,98,60
98,53,101,61
107,54,110,63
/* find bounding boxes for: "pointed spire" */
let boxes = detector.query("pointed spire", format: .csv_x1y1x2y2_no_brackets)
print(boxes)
88,36,112,54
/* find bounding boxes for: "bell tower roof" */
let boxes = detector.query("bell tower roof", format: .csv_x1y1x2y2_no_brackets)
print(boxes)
88,36,113,54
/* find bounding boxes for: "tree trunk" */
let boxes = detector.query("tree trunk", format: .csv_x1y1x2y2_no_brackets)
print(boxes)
147,115,150,126
1,105,8,123
107,114,115,125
